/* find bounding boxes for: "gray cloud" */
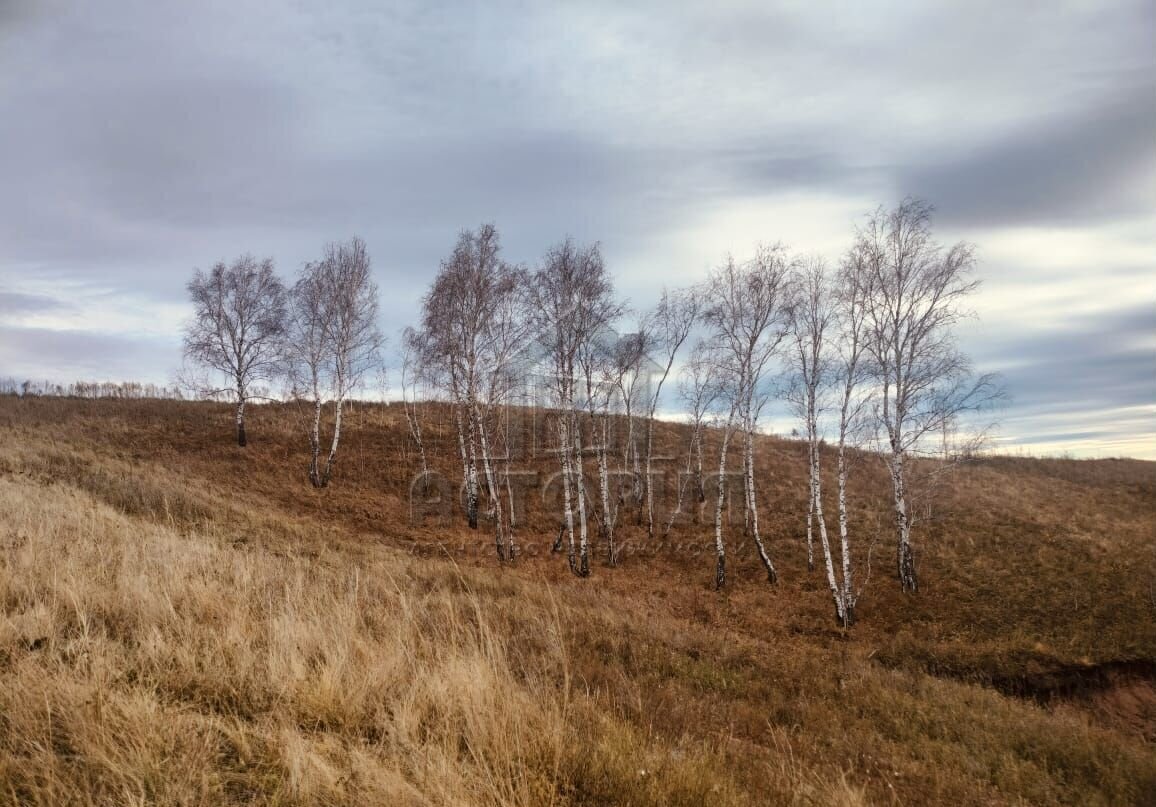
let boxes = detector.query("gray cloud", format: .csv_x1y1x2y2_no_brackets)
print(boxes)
0,291,70,316
0,0,31,26
971,304,1156,452
0,1,1152,456
0,326,177,381
899,83,1156,227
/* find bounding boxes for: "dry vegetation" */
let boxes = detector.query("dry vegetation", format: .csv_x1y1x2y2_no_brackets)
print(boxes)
1,396,1154,805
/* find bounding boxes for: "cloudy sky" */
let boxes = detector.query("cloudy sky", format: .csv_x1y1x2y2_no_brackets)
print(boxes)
1,0,1153,458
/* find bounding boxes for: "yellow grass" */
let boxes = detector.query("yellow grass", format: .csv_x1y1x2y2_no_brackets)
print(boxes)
0,396,1153,805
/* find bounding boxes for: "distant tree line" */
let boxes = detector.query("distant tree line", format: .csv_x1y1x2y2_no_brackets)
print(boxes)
0,379,187,399
177,199,999,620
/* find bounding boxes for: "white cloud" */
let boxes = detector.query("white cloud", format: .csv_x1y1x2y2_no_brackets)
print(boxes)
0,276,189,340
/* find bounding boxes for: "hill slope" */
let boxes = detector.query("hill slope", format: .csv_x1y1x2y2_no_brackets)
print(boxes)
1,396,1153,805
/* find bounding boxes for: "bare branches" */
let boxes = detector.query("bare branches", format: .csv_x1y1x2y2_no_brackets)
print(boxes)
530,237,623,577
400,327,430,483
640,287,699,539
700,245,794,586
321,237,383,405
665,342,721,538
787,257,836,575
858,198,1002,591
417,224,530,557
183,255,287,446
285,237,383,487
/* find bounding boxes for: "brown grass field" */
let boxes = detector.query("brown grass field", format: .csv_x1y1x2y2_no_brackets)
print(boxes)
0,395,1153,805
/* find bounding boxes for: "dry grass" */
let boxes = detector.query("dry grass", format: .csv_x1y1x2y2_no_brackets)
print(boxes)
0,473,777,806
0,396,1154,805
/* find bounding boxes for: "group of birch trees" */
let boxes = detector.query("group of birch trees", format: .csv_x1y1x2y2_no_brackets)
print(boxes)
407,228,701,577
179,198,996,623
407,200,996,624
409,224,530,561
784,199,997,621
182,237,383,485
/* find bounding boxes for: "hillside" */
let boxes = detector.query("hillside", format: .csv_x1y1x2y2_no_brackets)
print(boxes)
0,395,1153,806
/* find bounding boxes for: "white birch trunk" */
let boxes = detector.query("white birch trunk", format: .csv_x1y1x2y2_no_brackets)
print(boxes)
836,441,855,626
403,397,429,486
693,424,705,503
571,408,590,577
889,447,917,592
319,397,343,486
309,397,323,487
663,428,697,538
630,417,643,520
558,415,578,569
474,404,505,559
713,422,734,589
644,418,657,539
742,443,751,536
235,387,247,447
743,423,777,583
463,403,480,530
811,443,845,624
597,413,615,564
503,465,517,560
805,420,817,572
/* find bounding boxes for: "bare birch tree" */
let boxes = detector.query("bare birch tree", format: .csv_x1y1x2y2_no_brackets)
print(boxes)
586,328,639,563
664,343,720,538
576,328,619,561
285,237,383,487
286,259,330,483
400,327,431,485
530,238,619,578
612,330,649,523
183,255,287,447
787,258,836,574
700,247,793,587
418,225,527,558
825,244,876,626
789,257,869,626
475,260,533,561
859,199,1000,592
641,288,699,539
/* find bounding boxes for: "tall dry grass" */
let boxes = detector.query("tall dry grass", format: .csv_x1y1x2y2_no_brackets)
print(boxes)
0,474,570,805
1,396,1154,805
0,472,825,806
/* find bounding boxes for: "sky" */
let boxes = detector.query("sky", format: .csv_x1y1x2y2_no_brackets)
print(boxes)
0,0,1153,459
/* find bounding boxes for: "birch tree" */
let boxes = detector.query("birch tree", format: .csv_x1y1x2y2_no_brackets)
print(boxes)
700,247,793,587
640,288,699,539
781,249,869,624
578,323,642,561
418,225,527,557
826,245,875,626
475,259,532,561
530,238,619,578
285,237,383,487
612,329,649,524
789,257,867,626
183,255,287,447
664,344,719,538
787,259,836,575
400,327,431,485
286,260,330,484
859,199,999,592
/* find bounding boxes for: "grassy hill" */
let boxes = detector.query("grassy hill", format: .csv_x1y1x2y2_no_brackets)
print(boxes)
0,396,1153,805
